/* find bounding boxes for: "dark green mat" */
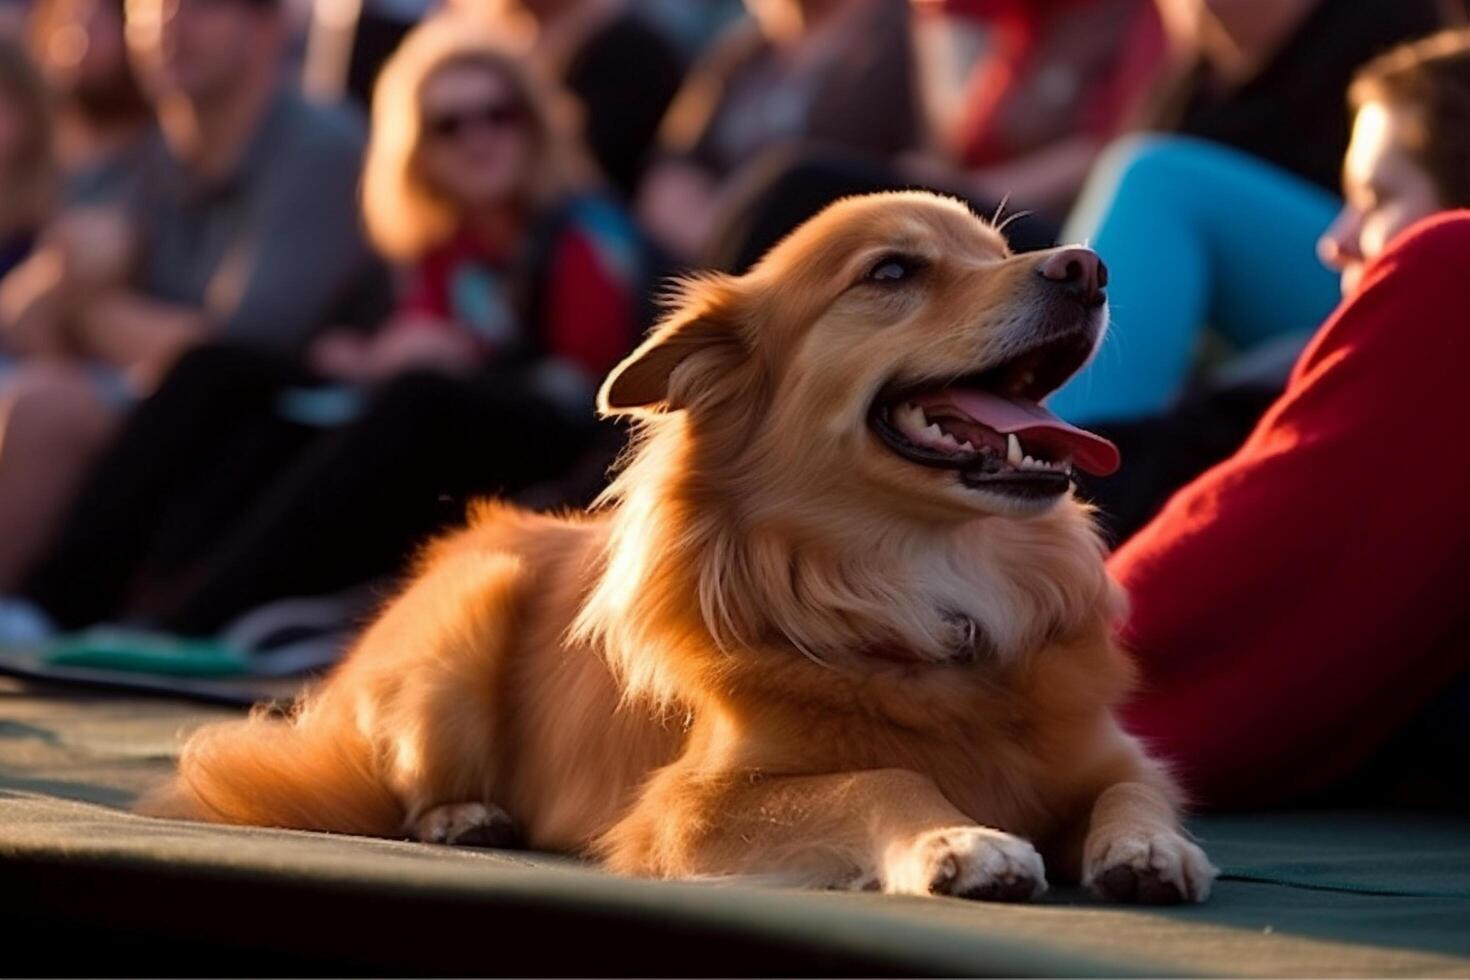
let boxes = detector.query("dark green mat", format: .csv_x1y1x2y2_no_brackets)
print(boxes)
2,677,1468,976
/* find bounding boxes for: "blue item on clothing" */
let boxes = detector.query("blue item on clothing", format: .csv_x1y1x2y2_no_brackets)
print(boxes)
275,384,367,428
0,355,135,407
1048,135,1342,424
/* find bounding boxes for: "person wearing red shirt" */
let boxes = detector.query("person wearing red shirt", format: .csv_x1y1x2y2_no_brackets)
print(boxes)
1115,32,1470,807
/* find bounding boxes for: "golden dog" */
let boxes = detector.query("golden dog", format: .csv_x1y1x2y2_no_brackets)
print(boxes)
141,192,1215,902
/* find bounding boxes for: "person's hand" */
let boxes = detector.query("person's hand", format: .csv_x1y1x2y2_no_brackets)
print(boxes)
312,318,479,383
72,290,205,387
309,328,374,382
363,320,480,379
49,208,137,292
636,162,720,262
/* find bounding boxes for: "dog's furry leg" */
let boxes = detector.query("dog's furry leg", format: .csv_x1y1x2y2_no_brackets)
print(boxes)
1080,780,1217,904
599,766,1046,899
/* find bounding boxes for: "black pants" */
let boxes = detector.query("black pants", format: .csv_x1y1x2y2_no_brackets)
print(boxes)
23,343,612,635
1076,383,1281,545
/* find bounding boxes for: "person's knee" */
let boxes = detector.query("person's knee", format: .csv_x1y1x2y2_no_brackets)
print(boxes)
1090,134,1199,199
1098,134,1284,204
0,364,116,451
1067,134,1236,244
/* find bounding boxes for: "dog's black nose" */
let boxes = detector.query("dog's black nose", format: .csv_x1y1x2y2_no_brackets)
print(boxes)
1037,247,1107,308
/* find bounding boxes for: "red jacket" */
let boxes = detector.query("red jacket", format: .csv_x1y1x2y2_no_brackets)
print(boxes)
1112,212,1470,808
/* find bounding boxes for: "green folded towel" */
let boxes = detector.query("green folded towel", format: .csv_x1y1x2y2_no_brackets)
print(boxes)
43,629,249,677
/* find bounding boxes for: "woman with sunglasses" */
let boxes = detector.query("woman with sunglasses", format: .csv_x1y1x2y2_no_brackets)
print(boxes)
312,14,637,387
2,16,655,641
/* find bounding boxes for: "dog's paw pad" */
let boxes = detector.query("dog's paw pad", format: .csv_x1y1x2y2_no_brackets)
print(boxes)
888,826,1047,901
412,802,523,849
1084,830,1216,904
1095,862,1183,903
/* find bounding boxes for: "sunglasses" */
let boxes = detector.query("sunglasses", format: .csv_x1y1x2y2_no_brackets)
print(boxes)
425,101,524,141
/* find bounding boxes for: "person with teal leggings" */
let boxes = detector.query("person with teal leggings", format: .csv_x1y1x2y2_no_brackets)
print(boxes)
1047,135,1343,424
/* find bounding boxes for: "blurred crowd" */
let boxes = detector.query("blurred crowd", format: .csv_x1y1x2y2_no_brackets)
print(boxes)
1,0,1470,805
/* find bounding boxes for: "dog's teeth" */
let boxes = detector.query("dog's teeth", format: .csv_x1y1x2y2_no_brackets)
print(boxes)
894,402,926,439
1006,433,1023,466
959,440,975,453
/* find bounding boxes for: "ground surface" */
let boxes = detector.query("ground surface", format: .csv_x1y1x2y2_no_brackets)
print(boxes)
3,676,1469,977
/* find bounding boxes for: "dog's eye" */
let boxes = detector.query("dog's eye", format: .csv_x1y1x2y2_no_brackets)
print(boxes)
867,255,923,283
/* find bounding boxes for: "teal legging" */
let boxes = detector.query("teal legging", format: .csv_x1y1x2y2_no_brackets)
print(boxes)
1047,135,1342,424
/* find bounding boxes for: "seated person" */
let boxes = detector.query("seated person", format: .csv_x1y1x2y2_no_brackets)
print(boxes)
699,0,1162,271
487,0,688,200
636,0,921,261
0,42,52,297
5,16,650,640
696,0,1446,278
0,0,389,592
904,0,1166,222
1142,0,1445,195
1064,30,1470,540
1047,0,1448,426
1113,30,1470,807
0,40,93,591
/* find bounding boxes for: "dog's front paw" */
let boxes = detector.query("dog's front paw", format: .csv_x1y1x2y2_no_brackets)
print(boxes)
411,802,523,848
886,826,1047,901
1084,828,1216,904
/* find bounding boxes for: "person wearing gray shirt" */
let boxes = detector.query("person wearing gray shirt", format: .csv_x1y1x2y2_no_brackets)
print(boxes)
0,0,389,597
67,0,391,366
126,87,391,353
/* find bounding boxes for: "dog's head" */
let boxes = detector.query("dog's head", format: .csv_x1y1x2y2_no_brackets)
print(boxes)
599,191,1117,523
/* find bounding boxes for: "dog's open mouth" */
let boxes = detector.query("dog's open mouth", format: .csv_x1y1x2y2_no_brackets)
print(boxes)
869,329,1120,498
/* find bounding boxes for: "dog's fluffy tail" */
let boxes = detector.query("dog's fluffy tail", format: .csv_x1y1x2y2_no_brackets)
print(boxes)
136,704,403,837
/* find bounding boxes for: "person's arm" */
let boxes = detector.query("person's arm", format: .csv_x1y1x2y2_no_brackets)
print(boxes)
635,159,721,262
1,208,147,360
310,314,480,384
635,23,762,261
74,291,205,380
1111,213,1470,807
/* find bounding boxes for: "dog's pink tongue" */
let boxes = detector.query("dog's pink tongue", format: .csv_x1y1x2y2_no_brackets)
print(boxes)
946,389,1120,477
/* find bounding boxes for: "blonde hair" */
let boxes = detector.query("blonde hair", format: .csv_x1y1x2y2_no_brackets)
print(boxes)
361,14,583,261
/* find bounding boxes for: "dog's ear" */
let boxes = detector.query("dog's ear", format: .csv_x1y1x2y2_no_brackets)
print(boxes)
599,274,743,415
